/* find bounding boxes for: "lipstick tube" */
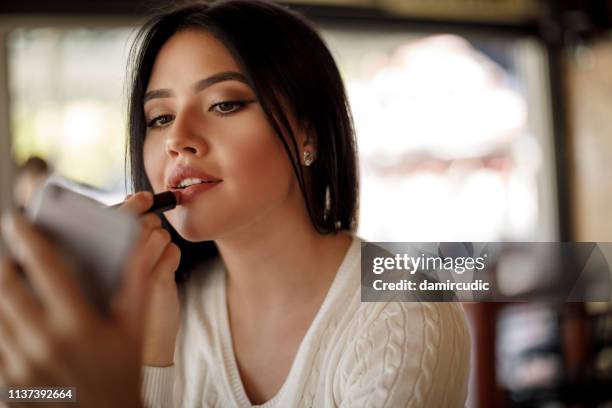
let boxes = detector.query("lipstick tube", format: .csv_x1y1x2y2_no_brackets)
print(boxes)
109,190,181,213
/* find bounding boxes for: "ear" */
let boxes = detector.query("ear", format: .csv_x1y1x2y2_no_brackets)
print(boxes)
298,121,318,167
299,121,317,149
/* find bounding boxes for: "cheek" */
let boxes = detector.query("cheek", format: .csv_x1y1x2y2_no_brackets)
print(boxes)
224,130,295,199
143,137,166,192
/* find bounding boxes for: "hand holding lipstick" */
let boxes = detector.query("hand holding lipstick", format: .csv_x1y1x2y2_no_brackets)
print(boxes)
115,192,182,367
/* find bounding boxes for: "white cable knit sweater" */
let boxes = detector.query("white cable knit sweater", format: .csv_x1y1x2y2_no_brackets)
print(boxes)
141,236,471,407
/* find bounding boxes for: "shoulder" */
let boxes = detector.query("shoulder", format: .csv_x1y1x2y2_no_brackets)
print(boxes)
347,301,469,346
336,301,470,407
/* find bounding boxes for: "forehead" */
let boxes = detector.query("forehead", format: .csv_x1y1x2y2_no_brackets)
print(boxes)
147,28,242,90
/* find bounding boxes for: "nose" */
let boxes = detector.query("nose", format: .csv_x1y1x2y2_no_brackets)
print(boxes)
165,110,208,159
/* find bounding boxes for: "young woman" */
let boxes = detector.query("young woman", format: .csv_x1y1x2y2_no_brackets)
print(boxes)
0,1,470,407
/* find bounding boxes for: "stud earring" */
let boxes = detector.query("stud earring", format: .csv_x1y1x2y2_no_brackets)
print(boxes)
303,150,316,166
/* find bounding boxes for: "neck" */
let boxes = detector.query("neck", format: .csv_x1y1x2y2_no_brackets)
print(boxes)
214,201,352,312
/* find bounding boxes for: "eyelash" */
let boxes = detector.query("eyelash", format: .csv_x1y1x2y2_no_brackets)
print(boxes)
146,100,252,129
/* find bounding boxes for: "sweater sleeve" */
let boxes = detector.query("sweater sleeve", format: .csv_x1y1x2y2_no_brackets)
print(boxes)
141,365,175,408
336,302,470,408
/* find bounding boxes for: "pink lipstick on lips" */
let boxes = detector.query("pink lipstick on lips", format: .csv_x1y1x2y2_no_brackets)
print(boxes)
166,165,222,204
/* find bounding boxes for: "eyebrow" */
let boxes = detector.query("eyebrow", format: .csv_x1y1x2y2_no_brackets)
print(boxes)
143,71,249,103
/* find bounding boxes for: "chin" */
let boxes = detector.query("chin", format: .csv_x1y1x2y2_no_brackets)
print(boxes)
176,227,217,243
163,211,211,242
172,222,214,242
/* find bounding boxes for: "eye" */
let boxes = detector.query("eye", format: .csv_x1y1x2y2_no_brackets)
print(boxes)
146,114,174,129
209,100,254,116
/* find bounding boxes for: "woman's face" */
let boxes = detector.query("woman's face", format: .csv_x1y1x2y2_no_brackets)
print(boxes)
143,29,301,241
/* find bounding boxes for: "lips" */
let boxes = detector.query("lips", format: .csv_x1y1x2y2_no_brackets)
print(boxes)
173,181,221,204
167,165,222,189
166,164,222,204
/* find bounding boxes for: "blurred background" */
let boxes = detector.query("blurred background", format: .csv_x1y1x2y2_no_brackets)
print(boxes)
1,0,612,406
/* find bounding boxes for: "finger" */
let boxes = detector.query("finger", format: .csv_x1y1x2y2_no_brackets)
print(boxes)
106,212,160,322
116,191,153,216
132,213,162,252
0,298,21,382
153,242,181,282
140,228,173,274
140,213,162,232
0,331,20,387
151,243,181,286
0,278,15,371
0,257,44,338
0,212,89,321
114,239,151,343
0,303,18,356
112,228,172,340
0,259,60,383
0,351,7,387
